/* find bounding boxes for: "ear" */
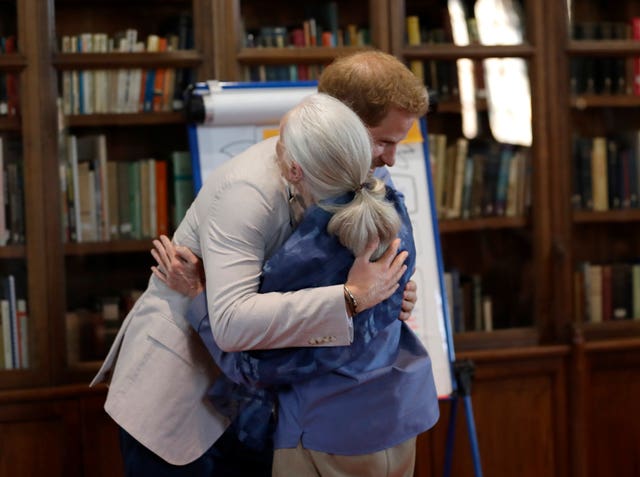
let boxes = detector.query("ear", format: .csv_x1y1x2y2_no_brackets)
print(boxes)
288,161,304,183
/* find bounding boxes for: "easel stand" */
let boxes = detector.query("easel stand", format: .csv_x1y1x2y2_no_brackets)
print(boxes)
443,359,483,477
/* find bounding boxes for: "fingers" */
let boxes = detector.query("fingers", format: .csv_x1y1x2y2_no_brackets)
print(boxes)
150,266,167,283
356,238,380,263
158,235,174,261
405,280,417,293
151,247,169,271
398,310,411,322
377,238,401,265
175,244,200,266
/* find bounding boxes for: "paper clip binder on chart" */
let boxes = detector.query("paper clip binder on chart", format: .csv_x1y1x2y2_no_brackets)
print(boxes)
183,80,318,189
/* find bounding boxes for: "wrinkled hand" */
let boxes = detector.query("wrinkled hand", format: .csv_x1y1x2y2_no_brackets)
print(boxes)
151,235,205,298
399,279,417,321
345,238,408,314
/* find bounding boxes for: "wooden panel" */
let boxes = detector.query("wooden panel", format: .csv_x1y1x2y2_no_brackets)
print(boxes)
80,395,123,477
0,401,82,477
586,348,640,477
415,348,568,477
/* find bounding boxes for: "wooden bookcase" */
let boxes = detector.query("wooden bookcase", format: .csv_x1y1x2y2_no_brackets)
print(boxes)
545,1,640,476
389,0,551,350
0,0,638,475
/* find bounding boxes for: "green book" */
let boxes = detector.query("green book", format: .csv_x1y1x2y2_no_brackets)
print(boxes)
128,161,142,239
171,151,193,230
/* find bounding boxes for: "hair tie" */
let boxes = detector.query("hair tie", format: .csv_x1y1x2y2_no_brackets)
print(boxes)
354,182,367,193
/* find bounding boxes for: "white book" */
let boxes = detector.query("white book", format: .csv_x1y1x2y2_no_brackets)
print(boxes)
80,33,94,115
0,299,12,369
116,36,130,113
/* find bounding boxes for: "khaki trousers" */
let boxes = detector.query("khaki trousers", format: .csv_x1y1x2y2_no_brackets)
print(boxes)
272,437,416,477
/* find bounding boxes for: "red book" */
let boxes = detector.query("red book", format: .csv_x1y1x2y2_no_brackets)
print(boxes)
632,18,640,95
155,160,169,236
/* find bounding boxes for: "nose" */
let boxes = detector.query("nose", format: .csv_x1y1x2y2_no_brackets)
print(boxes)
379,144,396,167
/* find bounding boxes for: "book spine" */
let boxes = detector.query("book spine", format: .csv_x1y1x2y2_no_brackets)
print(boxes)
1,298,11,368
17,298,27,368
4,275,18,368
406,16,424,82
633,18,640,96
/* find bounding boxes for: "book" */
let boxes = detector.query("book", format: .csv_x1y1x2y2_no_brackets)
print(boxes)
0,298,11,369
0,136,7,245
139,159,151,238
632,18,640,96
117,161,132,238
449,137,468,218
587,264,603,323
601,264,612,322
17,298,27,368
4,275,18,368
406,16,424,82
591,136,608,211
171,151,194,229
107,161,119,239
632,263,640,320
155,160,169,236
77,161,97,241
128,161,142,239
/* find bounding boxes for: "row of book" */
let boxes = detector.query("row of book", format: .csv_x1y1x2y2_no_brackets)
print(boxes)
0,274,28,370
429,134,531,220
246,22,371,50
242,24,371,82
576,261,640,323
0,135,25,245
60,28,194,115
243,2,362,48
66,289,142,364
0,35,18,117
60,133,194,243
444,270,494,333
572,132,640,211
570,19,640,96
240,2,370,83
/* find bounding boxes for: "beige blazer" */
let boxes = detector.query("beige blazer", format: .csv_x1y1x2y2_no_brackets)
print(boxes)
92,137,351,465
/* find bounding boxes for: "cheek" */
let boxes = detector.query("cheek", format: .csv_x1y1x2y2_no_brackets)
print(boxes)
372,143,384,158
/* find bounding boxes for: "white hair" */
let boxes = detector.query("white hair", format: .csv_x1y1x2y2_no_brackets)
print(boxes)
281,93,401,258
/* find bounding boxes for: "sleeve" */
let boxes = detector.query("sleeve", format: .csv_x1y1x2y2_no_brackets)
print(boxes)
186,290,395,388
186,188,415,388
195,178,352,352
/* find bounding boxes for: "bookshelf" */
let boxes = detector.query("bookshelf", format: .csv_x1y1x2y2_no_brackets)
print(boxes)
547,0,640,338
48,0,212,383
0,0,638,475
545,1,640,476
389,0,551,347
212,0,389,80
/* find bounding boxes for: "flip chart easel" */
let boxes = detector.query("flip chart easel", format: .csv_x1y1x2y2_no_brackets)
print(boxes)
184,80,481,476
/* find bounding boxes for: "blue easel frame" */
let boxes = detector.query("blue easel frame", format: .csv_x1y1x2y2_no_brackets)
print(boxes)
421,120,483,477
